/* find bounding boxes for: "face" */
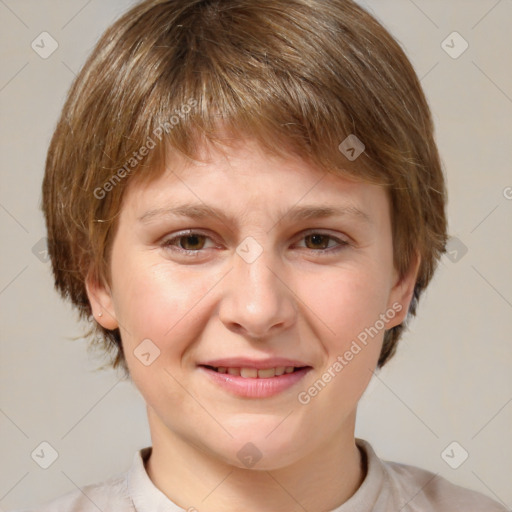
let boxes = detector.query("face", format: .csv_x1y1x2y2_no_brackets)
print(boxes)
88,138,417,470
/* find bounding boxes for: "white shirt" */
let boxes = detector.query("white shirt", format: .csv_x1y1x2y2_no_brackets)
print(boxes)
13,439,508,511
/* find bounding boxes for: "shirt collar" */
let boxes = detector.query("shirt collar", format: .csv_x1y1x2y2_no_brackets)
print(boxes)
127,447,185,512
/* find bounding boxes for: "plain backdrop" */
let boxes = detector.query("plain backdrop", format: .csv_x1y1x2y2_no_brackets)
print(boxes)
0,0,511,510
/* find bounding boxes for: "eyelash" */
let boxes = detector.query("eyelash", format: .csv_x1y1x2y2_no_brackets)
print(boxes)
160,230,350,257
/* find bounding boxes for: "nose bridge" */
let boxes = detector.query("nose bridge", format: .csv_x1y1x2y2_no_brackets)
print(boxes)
239,244,279,308
219,239,296,338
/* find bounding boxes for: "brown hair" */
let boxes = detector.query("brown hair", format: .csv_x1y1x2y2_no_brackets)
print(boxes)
43,0,447,371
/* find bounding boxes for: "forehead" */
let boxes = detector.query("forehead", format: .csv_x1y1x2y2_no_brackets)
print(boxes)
121,138,389,226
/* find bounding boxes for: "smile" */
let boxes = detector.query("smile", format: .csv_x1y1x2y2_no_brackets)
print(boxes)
199,364,312,398
203,365,302,378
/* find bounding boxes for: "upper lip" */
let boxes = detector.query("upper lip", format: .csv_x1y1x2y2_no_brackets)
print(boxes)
199,357,311,369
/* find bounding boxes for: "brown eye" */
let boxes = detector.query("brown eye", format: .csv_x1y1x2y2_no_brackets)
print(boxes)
297,232,349,254
304,234,332,250
178,234,207,250
162,231,214,254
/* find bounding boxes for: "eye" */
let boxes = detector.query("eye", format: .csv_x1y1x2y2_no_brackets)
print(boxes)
296,232,349,253
161,230,215,254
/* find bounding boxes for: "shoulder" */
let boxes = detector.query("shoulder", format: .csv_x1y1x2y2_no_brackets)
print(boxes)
10,472,133,512
355,439,508,512
382,458,508,511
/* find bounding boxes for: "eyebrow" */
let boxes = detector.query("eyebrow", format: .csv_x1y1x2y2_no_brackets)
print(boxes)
137,202,372,226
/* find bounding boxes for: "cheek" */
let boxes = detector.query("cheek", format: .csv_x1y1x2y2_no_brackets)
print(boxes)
110,254,216,354
301,262,392,349
111,260,218,406
294,268,388,420
289,268,391,447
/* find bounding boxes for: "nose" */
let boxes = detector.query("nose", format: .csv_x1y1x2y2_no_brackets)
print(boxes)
218,245,297,340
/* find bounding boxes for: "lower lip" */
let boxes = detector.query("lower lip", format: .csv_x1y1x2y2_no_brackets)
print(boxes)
199,367,311,398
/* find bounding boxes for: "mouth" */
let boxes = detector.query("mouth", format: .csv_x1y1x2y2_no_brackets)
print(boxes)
200,365,306,378
198,359,312,398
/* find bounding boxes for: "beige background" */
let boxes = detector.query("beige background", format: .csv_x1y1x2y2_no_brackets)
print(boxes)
1,0,511,510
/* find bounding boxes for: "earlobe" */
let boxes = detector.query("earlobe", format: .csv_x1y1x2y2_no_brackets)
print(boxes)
85,270,119,330
386,252,421,329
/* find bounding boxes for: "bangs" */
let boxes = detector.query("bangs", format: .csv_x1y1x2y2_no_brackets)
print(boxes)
101,0,407,190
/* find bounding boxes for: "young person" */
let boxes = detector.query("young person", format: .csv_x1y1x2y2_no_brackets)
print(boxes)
17,0,507,510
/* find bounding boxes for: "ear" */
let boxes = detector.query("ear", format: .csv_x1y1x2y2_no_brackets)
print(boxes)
386,251,421,329
85,269,119,330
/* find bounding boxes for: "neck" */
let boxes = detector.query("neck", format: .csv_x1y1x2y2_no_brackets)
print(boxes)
145,409,365,512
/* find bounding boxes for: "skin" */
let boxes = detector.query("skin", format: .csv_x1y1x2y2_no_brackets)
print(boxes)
87,138,419,512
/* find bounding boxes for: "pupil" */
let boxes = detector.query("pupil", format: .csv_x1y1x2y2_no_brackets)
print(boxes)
308,234,328,249
182,235,203,250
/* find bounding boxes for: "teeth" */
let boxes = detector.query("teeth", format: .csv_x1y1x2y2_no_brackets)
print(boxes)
257,368,276,378
240,367,258,378
213,366,301,378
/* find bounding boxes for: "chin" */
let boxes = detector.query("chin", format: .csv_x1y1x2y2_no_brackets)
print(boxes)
207,420,311,471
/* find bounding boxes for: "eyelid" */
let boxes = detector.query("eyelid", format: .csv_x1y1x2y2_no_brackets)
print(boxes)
161,229,217,249
297,228,351,244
